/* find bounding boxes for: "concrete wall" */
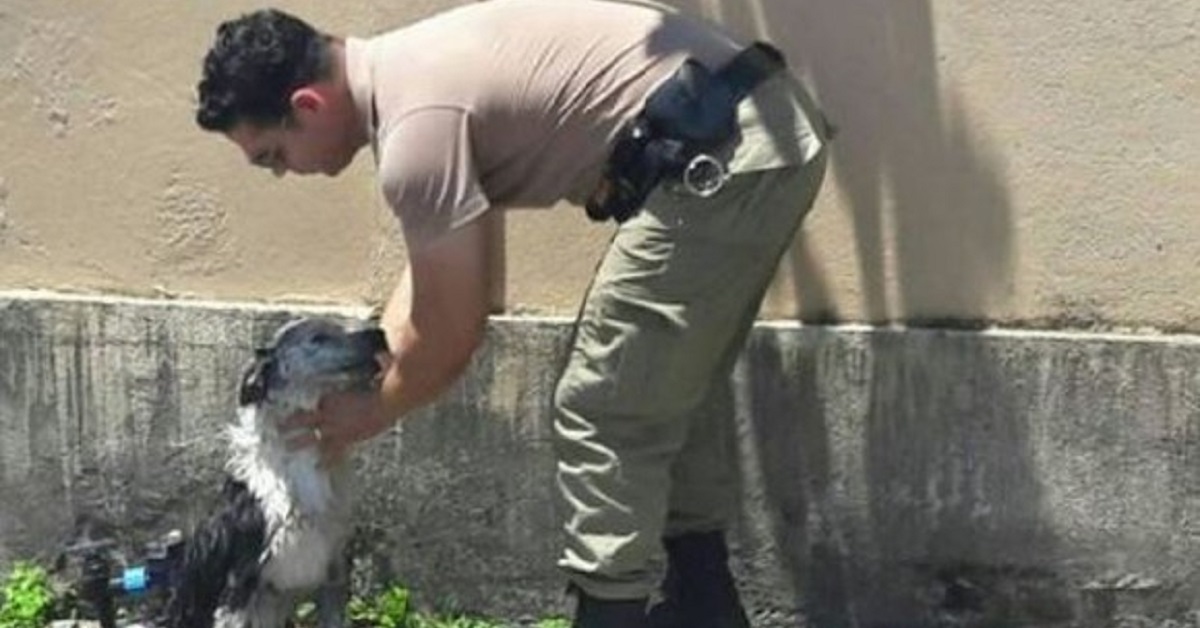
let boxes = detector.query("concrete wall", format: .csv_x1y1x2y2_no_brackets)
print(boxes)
0,0,1196,327
3,293,1200,626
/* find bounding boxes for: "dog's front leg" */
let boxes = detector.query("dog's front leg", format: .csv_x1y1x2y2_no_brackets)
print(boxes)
314,555,351,628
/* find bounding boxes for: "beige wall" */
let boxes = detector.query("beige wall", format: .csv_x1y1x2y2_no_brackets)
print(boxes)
0,0,1196,327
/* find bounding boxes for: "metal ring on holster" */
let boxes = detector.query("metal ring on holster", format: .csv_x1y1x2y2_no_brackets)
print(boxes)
680,153,729,198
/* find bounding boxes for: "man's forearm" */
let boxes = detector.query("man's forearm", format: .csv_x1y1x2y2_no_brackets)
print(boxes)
380,266,414,333
376,319,471,422
374,267,484,424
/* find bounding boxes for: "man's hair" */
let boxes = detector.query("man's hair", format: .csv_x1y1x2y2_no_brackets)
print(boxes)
196,9,332,132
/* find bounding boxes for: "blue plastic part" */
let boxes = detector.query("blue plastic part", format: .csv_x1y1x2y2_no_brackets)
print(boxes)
122,566,148,592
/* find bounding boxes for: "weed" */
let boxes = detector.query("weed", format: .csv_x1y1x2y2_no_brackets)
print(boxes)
336,584,565,628
349,585,413,628
1,559,563,628
0,562,55,628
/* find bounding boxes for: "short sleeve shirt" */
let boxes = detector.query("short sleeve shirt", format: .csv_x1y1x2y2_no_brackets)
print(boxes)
344,0,743,250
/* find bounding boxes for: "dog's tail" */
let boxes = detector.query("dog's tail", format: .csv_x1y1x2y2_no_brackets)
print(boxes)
165,477,267,628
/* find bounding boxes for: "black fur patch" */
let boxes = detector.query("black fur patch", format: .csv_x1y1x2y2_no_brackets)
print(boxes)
166,477,267,628
238,352,274,407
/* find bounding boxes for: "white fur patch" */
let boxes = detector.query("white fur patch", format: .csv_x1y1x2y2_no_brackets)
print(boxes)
225,405,352,593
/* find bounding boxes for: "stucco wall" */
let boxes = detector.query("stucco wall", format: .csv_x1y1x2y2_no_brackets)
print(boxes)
0,0,1195,327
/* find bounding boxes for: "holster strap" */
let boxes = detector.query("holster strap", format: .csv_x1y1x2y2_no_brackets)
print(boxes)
585,42,787,223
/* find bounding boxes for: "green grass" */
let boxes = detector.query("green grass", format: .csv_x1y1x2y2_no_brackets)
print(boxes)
0,562,55,628
296,584,571,628
0,559,567,628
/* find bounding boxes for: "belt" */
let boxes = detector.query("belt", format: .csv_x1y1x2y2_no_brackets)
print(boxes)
585,42,787,223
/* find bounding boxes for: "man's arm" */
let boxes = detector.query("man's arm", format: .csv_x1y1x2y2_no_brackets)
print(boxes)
286,216,492,459
379,215,491,417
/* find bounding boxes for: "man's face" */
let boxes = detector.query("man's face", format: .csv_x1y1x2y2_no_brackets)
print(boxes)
226,113,356,178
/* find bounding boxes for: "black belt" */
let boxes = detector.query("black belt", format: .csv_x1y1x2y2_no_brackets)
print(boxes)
586,42,787,223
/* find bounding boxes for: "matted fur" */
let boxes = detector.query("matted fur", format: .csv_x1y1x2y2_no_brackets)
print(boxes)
168,318,386,628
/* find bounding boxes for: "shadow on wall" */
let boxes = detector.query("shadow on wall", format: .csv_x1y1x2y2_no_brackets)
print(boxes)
669,0,1015,324
742,329,1071,627
790,0,1015,325
661,1,1044,626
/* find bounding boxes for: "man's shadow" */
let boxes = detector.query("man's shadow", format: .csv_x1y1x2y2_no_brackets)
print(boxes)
663,1,1042,625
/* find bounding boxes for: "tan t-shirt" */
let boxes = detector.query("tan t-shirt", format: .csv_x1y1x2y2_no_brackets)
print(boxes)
344,0,812,249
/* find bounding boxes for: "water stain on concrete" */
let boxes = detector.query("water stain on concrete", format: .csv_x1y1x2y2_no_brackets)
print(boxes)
3,296,1200,626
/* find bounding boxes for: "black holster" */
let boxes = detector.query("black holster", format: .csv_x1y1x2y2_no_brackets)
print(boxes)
586,42,787,223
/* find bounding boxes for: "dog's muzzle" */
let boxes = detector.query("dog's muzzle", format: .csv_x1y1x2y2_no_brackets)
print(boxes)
350,328,389,356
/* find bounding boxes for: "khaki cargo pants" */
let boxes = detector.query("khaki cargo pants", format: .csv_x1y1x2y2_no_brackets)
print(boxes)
553,73,830,600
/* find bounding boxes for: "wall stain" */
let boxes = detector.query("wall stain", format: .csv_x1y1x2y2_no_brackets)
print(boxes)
0,178,9,244
154,172,238,278
9,17,79,137
0,177,42,253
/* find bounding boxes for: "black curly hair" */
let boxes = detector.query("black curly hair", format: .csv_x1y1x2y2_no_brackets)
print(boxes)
196,9,333,132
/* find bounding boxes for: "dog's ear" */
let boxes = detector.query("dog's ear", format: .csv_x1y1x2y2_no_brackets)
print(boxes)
238,352,273,406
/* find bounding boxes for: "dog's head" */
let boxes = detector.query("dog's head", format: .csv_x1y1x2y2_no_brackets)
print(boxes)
238,317,389,412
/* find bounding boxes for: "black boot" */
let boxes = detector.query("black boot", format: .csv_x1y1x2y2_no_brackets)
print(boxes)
648,531,751,628
572,588,650,628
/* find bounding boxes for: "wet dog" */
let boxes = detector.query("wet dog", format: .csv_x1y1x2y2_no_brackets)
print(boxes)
167,317,388,628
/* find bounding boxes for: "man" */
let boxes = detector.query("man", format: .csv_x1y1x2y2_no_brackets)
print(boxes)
195,1,829,626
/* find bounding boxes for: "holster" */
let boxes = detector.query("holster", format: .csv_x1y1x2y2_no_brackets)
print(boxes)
586,42,787,223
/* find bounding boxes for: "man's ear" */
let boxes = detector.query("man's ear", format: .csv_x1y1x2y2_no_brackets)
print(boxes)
289,87,326,117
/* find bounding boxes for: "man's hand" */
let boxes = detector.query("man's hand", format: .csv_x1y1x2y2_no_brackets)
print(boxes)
282,391,385,466
284,354,395,466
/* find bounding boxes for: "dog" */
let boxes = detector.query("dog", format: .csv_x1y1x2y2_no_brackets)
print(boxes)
166,316,389,628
